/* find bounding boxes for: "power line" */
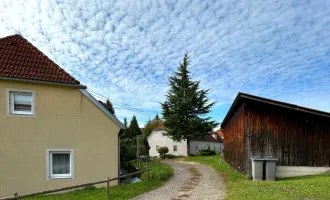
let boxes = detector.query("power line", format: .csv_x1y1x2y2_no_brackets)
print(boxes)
87,89,155,117
88,90,152,117
91,92,153,117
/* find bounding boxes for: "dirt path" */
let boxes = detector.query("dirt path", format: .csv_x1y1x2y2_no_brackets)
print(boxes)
131,159,226,200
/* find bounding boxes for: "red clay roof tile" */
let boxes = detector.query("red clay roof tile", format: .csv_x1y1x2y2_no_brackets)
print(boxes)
154,124,165,131
216,129,224,138
0,35,80,85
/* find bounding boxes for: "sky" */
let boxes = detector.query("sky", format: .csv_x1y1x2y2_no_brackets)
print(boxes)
1,0,330,127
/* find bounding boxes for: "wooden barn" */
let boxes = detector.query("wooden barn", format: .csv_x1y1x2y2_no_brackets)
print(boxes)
221,92,330,177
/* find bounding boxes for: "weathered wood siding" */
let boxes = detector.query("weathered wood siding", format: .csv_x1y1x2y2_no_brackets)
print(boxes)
244,100,330,175
223,104,246,173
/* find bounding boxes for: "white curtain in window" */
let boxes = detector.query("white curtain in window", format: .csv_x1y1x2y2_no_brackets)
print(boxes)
52,153,70,174
14,93,32,111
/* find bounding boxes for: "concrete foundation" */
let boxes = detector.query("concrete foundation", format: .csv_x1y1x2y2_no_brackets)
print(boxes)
276,166,330,178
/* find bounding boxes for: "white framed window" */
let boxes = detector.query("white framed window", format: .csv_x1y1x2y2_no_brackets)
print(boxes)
46,149,74,180
156,145,159,151
6,89,35,116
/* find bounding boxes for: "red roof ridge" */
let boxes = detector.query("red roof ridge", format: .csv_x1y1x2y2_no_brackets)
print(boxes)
0,34,22,41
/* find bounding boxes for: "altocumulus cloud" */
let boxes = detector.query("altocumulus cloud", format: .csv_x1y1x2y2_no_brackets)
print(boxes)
1,0,330,125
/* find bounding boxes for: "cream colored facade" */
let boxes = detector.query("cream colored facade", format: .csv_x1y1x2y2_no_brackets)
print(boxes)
0,80,122,197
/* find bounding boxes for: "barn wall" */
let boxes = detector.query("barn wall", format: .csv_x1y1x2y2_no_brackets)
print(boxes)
245,100,330,175
223,104,246,173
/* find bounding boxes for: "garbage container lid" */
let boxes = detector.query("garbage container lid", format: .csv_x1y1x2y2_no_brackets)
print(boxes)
250,156,265,161
265,156,279,161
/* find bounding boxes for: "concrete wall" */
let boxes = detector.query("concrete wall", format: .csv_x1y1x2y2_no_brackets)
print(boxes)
276,166,330,178
0,80,120,197
148,130,187,157
189,141,224,155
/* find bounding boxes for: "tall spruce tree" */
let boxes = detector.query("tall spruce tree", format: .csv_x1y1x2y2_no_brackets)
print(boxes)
127,115,142,138
121,116,143,161
161,54,218,153
123,117,128,128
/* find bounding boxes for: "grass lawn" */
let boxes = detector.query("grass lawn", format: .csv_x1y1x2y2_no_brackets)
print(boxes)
185,155,330,200
26,161,173,200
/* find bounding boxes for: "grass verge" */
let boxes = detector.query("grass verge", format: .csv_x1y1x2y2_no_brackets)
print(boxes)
26,161,173,200
185,154,330,200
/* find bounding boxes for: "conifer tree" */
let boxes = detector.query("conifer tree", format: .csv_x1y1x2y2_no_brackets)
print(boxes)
121,116,143,161
161,54,218,152
127,115,142,138
106,99,115,115
123,117,128,128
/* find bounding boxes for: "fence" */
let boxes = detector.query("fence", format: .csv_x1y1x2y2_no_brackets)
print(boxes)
0,169,151,200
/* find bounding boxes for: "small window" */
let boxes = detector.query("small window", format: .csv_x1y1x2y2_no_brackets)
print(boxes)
8,89,35,116
173,145,178,152
47,149,74,179
156,145,159,150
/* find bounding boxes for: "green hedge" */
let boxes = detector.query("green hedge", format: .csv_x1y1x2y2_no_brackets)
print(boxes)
196,149,216,156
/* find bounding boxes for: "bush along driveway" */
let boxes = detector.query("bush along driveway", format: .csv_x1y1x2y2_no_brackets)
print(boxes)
185,154,330,200
132,159,226,200
26,161,173,200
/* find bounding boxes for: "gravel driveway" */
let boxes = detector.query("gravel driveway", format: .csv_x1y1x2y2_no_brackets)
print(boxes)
131,159,226,200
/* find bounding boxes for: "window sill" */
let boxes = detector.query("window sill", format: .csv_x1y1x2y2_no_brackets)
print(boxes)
48,176,74,180
7,113,35,117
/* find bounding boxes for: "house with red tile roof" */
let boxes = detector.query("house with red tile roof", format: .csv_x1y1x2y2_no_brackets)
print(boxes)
216,129,224,139
0,35,125,197
147,125,223,157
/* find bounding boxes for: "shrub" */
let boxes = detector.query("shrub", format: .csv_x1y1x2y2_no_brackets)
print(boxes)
196,149,216,156
165,154,184,159
157,146,169,159
165,154,176,159
140,162,174,181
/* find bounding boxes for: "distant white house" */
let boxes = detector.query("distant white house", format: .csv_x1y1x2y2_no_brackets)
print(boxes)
189,131,224,155
147,126,188,156
147,125,223,157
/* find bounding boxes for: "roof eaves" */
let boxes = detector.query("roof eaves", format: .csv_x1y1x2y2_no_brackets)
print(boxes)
0,76,87,89
147,130,155,140
221,92,243,128
79,89,126,129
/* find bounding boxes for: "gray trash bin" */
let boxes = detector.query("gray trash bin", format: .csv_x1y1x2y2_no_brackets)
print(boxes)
250,156,265,181
265,156,278,181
